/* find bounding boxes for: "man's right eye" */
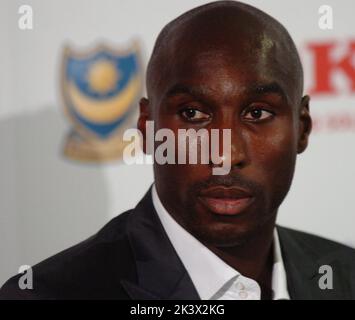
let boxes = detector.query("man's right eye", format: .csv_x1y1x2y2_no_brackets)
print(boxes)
179,107,211,122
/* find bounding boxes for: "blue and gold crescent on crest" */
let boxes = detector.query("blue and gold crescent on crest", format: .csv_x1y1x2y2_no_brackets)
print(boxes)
62,43,141,138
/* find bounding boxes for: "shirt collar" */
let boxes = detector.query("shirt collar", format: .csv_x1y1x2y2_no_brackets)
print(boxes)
152,184,289,300
272,228,290,300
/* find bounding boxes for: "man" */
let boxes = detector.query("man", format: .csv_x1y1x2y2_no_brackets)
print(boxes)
1,0,355,300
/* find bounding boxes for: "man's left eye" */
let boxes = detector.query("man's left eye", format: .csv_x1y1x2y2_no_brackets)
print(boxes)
243,108,274,121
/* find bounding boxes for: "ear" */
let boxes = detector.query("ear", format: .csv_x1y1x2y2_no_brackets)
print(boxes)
297,95,312,154
137,97,151,155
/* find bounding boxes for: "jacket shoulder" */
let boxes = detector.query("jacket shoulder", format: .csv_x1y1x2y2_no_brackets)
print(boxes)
0,210,135,299
277,225,355,264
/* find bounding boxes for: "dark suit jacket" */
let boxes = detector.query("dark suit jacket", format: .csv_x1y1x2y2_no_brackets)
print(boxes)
1,187,355,300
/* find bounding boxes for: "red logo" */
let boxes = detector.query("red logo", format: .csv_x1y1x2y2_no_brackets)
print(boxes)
307,40,355,95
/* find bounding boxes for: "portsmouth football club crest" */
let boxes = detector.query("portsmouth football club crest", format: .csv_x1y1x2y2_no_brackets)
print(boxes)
61,42,142,162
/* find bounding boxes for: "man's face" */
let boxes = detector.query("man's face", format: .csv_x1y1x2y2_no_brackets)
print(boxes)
140,32,311,247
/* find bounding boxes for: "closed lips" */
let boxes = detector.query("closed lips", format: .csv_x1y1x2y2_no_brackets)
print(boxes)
198,186,254,215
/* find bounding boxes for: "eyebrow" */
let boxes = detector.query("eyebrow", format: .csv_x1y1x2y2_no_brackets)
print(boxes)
250,82,288,102
164,81,289,103
165,84,207,99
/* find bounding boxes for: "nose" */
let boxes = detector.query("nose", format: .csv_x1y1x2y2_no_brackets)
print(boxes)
210,118,249,171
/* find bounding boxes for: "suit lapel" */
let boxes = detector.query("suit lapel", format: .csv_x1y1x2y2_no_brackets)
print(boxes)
277,226,351,299
121,186,200,300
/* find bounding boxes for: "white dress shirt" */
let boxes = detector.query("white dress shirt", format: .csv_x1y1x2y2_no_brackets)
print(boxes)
152,184,290,300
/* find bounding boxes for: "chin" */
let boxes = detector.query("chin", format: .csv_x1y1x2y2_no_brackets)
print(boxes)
180,198,273,247
186,220,262,247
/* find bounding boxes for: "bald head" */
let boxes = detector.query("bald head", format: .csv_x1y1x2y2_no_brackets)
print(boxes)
146,0,304,104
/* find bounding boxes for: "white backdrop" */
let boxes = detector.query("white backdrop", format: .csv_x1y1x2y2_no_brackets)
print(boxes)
1,0,355,286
